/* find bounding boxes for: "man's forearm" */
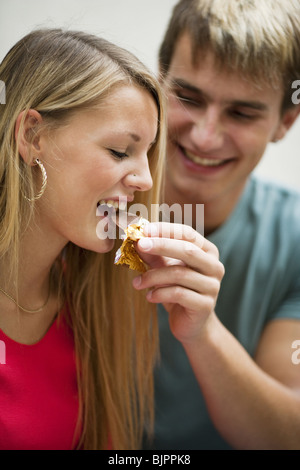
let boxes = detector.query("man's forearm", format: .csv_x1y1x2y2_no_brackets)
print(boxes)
182,313,300,450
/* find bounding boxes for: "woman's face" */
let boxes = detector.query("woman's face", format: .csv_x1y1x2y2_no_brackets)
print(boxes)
36,84,158,253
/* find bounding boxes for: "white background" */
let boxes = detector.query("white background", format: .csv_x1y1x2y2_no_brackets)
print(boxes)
0,0,299,190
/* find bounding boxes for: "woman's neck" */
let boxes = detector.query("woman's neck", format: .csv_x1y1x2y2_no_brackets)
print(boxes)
0,219,66,344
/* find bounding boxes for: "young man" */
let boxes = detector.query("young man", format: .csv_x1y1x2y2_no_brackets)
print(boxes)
146,0,300,449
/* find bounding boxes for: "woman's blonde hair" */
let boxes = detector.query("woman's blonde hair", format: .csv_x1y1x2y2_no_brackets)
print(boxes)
0,28,167,449
159,0,300,111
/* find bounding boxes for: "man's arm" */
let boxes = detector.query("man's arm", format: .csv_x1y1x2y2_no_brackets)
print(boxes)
135,221,300,449
183,315,300,449
255,318,300,391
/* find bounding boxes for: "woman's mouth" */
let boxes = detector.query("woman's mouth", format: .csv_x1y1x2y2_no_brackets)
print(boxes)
96,199,128,240
97,198,128,213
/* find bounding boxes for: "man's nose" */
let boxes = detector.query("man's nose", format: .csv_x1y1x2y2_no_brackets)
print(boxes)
191,108,224,153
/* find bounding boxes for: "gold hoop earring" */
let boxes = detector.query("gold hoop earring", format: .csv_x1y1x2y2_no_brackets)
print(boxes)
24,158,47,202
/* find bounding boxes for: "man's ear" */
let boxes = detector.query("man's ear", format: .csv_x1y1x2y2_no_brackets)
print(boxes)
15,109,43,165
272,104,300,142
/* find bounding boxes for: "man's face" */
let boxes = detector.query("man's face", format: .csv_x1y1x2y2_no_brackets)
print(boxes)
163,32,291,208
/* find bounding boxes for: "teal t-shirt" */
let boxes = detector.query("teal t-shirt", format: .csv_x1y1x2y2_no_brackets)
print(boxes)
145,176,300,450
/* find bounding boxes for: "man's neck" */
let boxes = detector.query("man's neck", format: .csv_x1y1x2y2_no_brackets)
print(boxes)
164,179,247,237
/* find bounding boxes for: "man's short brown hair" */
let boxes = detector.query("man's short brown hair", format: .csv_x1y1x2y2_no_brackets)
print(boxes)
159,0,300,111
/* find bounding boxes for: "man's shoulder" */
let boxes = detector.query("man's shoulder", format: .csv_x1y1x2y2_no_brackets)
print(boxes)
242,176,300,257
210,176,300,245
209,175,300,256
251,174,300,200
249,175,300,221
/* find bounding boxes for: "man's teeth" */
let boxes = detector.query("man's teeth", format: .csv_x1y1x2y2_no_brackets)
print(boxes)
185,150,224,166
98,199,127,211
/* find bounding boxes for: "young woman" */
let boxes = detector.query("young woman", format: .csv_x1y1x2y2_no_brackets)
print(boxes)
0,28,166,450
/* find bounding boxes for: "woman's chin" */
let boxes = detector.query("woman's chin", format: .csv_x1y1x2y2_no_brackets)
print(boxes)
96,237,116,254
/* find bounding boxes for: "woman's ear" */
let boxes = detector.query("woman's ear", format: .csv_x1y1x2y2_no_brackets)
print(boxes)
15,109,43,165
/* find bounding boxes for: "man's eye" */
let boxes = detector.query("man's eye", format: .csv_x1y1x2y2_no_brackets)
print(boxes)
110,149,129,160
176,94,199,106
230,109,257,120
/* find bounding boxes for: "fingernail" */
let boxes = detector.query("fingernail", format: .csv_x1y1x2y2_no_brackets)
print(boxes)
146,290,152,300
138,238,153,251
133,275,141,288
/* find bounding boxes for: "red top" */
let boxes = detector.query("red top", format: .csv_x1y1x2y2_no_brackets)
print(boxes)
0,308,79,450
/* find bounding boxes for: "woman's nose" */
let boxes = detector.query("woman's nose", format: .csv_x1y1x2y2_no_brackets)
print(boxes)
125,159,153,192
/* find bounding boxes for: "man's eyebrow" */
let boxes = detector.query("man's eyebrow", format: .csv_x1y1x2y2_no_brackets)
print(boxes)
229,100,268,111
170,78,202,95
170,77,269,111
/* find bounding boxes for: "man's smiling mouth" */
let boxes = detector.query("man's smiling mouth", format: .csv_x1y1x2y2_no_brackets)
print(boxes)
180,146,231,167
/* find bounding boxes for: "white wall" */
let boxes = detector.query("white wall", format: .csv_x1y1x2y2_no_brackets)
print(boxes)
0,0,299,190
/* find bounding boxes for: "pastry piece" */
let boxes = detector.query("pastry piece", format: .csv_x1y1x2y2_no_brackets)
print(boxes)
114,217,149,272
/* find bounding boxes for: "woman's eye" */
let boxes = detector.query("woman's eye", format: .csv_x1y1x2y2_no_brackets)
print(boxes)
110,149,129,160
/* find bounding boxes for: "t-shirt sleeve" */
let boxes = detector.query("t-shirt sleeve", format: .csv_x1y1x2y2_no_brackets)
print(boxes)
267,224,300,322
269,275,300,321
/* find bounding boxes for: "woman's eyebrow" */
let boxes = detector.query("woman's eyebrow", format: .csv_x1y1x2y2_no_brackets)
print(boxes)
128,132,141,142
